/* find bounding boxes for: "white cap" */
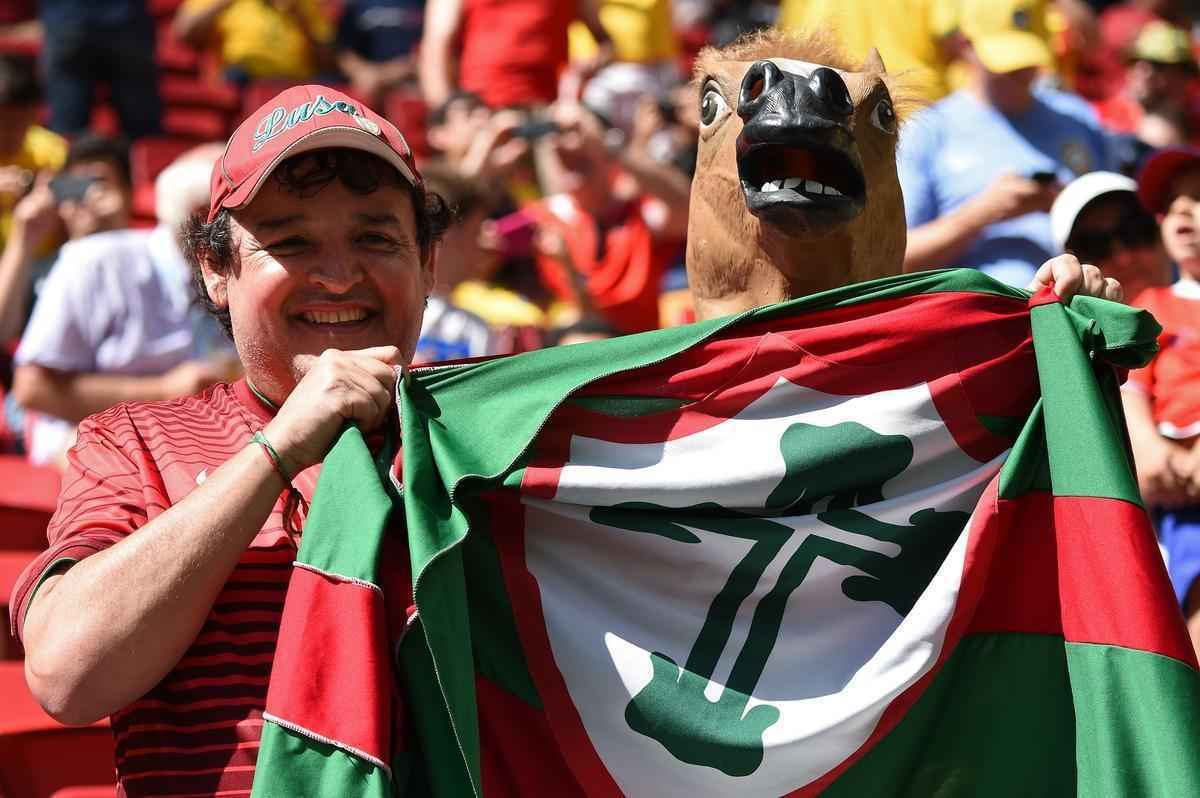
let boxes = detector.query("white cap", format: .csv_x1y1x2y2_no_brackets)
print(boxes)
1050,171,1138,253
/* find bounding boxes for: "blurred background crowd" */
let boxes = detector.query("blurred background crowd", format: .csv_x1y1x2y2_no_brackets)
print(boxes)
6,0,1200,792
3,0,1200,632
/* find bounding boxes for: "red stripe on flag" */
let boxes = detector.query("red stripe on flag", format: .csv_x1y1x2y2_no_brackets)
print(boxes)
488,490,626,797
263,566,391,766
970,493,1194,665
1054,495,1194,664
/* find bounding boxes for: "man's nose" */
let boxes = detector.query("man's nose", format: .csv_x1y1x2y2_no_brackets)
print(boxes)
307,249,365,293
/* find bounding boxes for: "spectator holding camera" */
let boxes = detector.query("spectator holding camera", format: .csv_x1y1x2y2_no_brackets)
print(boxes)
0,57,67,255
525,100,689,333
900,7,1113,286
0,135,128,345
11,143,231,466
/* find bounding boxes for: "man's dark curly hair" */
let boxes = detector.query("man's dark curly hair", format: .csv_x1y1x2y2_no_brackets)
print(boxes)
184,148,451,337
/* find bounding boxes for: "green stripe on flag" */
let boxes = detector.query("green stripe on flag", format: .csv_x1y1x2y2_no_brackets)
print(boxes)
1066,642,1200,796
823,634,1077,797
825,634,1200,796
297,424,394,583
1003,297,1157,503
253,723,391,798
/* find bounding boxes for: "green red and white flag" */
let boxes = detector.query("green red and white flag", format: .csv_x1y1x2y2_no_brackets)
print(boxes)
251,269,1200,797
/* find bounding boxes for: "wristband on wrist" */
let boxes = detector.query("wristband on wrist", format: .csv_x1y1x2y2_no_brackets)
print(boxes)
251,430,293,484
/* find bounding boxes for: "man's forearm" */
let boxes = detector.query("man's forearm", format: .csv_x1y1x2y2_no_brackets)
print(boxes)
419,41,456,108
0,237,37,342
618,149,691,237
903,200,994,271
1122,387,1164,451
22,444,286,724
13,365,172,423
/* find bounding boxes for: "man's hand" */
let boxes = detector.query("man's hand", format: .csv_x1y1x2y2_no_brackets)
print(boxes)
9,174,59,251
263,347,401,476
972,173,1061,224
0,165,32,198
1027,254,1123,303
1137,439,1195,506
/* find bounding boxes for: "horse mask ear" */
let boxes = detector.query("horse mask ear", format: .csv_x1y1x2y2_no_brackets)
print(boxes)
863,48,887,74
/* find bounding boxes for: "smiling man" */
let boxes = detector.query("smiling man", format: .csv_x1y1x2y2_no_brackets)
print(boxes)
9,86,448,797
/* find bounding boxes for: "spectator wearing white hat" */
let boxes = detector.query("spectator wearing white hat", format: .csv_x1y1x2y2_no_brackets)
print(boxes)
1050,170,1169,304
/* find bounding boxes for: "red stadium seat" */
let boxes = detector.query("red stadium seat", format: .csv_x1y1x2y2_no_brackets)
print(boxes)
155,25,200,75
159,75,240,113
382,91,429,158
163,106,230,141
147,0,185,19
131,136,203,188
0,662,114,798
0,456,59,551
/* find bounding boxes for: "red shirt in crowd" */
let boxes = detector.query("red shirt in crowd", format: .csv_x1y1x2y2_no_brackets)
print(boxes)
457,0,574,108
1128,280,1200,440
525,194,677,334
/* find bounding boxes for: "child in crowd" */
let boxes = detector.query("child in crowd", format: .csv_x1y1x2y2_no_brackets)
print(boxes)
1125,147,1200,654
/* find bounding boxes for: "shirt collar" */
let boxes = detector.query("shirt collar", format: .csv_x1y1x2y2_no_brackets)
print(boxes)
233,377,277,425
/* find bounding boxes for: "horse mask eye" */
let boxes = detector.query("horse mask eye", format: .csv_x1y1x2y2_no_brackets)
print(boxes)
870,98,897,134
700,86,728,127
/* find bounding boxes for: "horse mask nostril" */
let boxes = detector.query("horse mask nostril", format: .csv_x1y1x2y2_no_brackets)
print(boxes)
809,67,854,119
738,60,785,119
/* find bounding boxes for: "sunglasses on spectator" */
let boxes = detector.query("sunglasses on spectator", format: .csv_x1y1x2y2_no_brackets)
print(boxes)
1066,215,1159,262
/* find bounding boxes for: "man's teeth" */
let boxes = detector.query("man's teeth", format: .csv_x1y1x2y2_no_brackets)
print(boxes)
759,178,842,196
302,309,368,324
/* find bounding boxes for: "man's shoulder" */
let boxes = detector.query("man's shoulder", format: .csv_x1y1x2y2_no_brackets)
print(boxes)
56,228,154,271
81,383,246,444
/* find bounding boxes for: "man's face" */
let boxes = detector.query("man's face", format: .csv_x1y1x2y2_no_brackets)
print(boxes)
1068,195,1167,297
1127,60,1193,109
204,168,435,397
58,158,132,239
982,66,1039,115
1160,166,1200,276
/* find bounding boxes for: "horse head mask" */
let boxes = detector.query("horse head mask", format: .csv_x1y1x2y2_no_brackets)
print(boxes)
686,31,915,320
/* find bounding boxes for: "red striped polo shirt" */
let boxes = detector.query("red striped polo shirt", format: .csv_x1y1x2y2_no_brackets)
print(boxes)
9,380,412,797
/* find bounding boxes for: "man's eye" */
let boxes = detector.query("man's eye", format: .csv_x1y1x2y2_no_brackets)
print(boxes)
270,237,309,251
359,233,398,247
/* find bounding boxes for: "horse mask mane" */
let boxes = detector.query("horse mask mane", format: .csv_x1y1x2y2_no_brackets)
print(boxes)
687,30,916,320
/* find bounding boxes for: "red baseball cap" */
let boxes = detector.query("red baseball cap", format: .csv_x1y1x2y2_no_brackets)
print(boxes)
207,84,421,223
1136,146,1200,214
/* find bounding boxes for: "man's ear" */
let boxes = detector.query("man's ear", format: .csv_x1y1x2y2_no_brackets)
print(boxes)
200,256,230,309
423,240,440,295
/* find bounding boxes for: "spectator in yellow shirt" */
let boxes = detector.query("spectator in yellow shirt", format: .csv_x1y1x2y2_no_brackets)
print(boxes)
0,57,68,254
174,0,334,83
777,0,961,102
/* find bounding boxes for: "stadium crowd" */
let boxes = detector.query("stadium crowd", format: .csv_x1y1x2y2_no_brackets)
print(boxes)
2,0,1200,795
